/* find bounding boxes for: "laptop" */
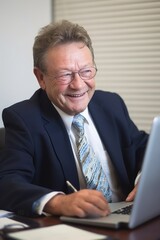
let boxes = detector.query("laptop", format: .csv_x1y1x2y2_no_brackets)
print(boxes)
60,116,160,229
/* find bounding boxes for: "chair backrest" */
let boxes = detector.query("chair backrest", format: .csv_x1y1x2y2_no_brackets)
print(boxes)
0,128,5,150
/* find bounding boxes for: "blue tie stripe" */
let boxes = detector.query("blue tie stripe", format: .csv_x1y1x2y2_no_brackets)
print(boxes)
72,114,112,202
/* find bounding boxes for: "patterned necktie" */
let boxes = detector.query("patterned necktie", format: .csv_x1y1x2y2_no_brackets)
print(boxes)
72,114,112,202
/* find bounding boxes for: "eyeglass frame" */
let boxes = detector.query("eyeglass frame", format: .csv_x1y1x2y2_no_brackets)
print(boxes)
44,66,97,85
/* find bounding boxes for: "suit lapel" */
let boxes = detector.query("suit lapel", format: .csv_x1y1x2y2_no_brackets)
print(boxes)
39,91,80,190
88,100,130,192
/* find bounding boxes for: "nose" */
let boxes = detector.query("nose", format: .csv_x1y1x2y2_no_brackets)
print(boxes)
70,72,84,88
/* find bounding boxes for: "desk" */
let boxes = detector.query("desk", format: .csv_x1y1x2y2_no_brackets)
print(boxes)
32,215,160,240
1,215,159,240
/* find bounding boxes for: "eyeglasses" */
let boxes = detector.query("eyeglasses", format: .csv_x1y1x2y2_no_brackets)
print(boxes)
46,67,97,85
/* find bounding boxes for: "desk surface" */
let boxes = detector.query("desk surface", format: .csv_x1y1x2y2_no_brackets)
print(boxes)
31,215,160,240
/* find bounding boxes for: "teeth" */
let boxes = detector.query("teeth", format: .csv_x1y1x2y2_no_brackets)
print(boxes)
71,93,84,97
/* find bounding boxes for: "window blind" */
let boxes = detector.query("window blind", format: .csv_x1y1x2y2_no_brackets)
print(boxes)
52,0,160,133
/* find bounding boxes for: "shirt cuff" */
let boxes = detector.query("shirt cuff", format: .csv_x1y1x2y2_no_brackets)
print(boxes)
33,191,64,215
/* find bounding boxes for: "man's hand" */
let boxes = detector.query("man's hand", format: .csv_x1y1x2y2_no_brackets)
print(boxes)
126,183,139,202
44,189,110,218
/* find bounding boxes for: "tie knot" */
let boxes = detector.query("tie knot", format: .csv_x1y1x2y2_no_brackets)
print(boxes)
72,114,85,136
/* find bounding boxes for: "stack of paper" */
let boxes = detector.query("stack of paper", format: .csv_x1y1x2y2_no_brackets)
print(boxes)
0,210,13,218
8,224,107,240
0,217,28,230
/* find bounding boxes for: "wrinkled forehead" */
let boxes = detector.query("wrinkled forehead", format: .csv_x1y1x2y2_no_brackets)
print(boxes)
44,42,94,72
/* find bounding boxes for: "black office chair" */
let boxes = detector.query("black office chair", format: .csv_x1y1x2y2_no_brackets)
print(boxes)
0,127,5,150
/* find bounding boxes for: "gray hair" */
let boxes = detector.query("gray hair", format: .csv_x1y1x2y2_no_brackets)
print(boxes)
33,20,94,73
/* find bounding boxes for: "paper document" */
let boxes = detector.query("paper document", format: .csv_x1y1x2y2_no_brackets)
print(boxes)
8,224,107,240
0,210,14,218
0,217,28,230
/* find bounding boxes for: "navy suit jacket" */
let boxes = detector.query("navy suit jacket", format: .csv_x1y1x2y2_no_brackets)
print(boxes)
0,89,148,216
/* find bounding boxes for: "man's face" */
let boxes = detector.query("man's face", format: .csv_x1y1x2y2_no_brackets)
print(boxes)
35,42,96,116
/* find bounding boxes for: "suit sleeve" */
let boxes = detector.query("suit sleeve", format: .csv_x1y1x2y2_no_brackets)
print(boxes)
0,107,53,217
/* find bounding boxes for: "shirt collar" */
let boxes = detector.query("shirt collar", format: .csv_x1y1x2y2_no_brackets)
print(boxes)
52,103,90,132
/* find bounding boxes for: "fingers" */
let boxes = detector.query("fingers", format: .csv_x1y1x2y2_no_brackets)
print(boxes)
126,185,138,202
74,190,110,217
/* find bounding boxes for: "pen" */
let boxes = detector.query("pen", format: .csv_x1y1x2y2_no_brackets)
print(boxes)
66,180,78,192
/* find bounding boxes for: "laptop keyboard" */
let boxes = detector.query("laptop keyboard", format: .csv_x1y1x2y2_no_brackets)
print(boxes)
112,204,133,215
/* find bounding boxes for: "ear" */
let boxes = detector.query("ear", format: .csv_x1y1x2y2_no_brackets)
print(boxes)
33,67,46,90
